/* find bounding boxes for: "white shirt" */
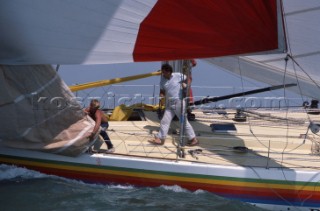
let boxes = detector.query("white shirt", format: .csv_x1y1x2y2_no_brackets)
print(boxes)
160,72,186,101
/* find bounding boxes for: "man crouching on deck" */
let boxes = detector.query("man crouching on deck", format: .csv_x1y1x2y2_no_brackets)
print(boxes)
84,99,115,153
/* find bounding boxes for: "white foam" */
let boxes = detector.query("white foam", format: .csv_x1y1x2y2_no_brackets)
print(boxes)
108,184,135,190
0,164,47,180
160,184,187,193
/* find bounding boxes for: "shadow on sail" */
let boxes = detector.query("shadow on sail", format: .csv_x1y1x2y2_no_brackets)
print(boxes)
0,65,94,156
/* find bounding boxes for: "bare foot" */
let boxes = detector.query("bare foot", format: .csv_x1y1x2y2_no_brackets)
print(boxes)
148,138,164,145
187,138,199,146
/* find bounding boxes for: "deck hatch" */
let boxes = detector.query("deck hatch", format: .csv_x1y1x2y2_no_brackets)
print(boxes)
210,123,237,133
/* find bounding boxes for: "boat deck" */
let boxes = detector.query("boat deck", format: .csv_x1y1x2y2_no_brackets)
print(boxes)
94,109,320,171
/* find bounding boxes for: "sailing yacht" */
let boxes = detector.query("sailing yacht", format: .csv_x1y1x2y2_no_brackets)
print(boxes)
0,1,319,210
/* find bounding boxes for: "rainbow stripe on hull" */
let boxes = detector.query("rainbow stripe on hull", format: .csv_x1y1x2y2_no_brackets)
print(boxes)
1,153,319,210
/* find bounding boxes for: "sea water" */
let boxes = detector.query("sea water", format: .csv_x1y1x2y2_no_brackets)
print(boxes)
0,164,266,211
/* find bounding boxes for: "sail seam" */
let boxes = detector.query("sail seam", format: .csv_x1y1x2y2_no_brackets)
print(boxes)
53,121,92,154
13,73,59,104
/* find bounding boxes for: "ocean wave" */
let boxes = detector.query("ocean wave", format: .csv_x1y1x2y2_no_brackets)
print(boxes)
0,164,46,181
160,184,188,192
107,184,135,189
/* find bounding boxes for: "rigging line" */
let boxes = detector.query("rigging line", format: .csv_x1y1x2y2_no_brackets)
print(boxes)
279,53,293,186
288,55,310,108
279,8,303,193
283,0,320,94
282,0,291,56
101,85,112,99
80,86,100,101
285,57,315,146
247,51,320,64
237,57,245,94
288,55,314,126
282,0,320,140
99,86,114,108
287,54,320,91
237,57,257,141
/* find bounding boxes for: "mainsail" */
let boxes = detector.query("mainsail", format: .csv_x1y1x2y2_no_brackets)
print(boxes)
205,0,320,100
0,0,285,156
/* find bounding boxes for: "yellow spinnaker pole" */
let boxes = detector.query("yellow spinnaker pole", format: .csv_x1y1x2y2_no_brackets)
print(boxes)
69,71,161,92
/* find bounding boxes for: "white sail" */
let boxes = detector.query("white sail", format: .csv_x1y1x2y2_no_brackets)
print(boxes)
0,0,285,156
0,0,284,64
0,0,157,64
205,0,320,100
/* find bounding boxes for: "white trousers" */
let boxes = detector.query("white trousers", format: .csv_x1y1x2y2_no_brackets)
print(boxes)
156,99,196,140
